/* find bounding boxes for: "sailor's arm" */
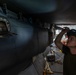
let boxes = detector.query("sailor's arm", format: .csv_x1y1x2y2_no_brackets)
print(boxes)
54,27,69,50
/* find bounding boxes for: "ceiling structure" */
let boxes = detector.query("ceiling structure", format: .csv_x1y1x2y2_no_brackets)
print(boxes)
0,0,76,24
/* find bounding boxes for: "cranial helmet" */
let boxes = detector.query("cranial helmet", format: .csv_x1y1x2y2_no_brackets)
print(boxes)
66,29,76,37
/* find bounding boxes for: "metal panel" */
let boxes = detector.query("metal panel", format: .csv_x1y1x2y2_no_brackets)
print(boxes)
19,64,38,75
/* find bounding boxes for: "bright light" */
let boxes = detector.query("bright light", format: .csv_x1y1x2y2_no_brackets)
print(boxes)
56,29,61,34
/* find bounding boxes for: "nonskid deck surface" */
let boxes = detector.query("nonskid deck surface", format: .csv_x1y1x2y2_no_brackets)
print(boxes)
19,47,64,75
47,49,64,75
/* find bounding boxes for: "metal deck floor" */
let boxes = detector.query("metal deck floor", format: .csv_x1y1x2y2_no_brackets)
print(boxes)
48,49,64,75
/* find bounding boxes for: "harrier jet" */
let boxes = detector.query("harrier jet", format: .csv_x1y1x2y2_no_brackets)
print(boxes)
0,0,76,75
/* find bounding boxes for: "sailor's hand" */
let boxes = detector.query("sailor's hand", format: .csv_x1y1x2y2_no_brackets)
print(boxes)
62,27,70,32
